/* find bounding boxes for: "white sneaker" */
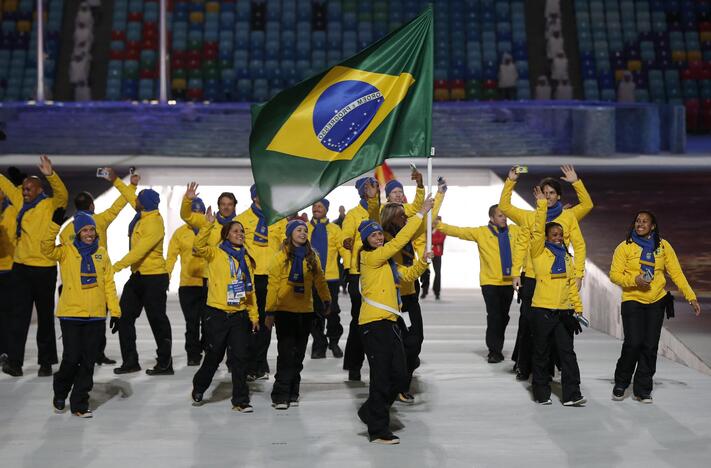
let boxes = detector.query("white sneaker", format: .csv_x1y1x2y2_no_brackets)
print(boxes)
563,396,587,407
538,399,552,405
397,392,415,404
232,404,253,413
73,410,93,418
289,398,299,407
272,402,289,410
634,395,653,404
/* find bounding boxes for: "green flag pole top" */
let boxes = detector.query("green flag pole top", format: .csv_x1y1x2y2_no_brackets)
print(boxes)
249,5,434,224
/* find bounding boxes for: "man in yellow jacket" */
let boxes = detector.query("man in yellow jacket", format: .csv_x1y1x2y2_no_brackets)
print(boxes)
106,168,172,376
499,164,591,381
236,184,273,380
42,210,121,417
59,170,139,366
0,186,17,364
308,198,348,359
436,204,520,364
0,156,68,378
166,197,207,366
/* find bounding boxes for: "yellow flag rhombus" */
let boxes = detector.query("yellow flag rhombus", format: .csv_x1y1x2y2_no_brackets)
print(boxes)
267,66,415,162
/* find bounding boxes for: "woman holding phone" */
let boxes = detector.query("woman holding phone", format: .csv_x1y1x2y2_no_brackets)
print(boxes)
609,211,701,403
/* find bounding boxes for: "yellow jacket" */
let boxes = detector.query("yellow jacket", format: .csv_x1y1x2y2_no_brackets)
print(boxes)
41,223,120,318
112,179,167,275
368,191,443,295
266,247,331,313
609,238,696,304
193,224,258,323
166,224,205,287
437,223,520,286
359,214,429,325
499,178,587,279
236,206,271,276
308,218,348,282
341,203,370,273
60,186,136,251
530,200,582,312
0,201,17,272
0,172,68,267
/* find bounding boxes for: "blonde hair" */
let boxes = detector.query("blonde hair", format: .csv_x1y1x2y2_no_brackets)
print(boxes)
380,202,405,235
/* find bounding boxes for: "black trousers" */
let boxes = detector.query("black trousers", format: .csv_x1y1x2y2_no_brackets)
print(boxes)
271,312,314,403
614,299,666,397
511,274,536,374
359,320,408,438
53,320,103,413
311,281,344,353
247,275,270,376
178,286,206,359
0,272,11,356
481,285,514,355
420,267,431,296
432,256,442,297
193,307,252,406
531,308,581,402
8,263,58,367
58,284,110,363
400,293,423,391
118,273,171,367
343,273,364,372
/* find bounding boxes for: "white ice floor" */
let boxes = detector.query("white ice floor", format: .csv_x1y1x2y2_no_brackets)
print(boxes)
1,290,711,468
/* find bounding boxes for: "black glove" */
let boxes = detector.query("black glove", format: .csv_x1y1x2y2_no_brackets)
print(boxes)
664,291,675,319
561,311,582,335
110,317,119,334
51,207,66,226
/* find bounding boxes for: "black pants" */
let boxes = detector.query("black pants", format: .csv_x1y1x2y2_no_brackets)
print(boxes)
8,263,58,367
118,273,171,367
531,308,581,402
247,275,270,376
343,273,364,372
58,284,110,363
481,285,514,356
501,87,517,100
511,274,536,374
400,293,423,391
432,256,442,297
271,312,313,403
311,281,344,353
193,307,252,406
614,299,666,397
0,272,11,356
420,267,430,296
359,320,408,438
53,320,103,413
178,286,206,360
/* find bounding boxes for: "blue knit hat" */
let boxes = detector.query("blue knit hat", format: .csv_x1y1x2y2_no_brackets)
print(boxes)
315,198,330,211
286,219,308,239
250,184,258,200
137,189,160,211
359,220,383,244
385,179,403,198
191,197,206,213
355,177,376,198
74,211,96,234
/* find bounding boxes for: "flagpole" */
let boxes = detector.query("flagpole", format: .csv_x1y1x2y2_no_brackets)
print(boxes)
426,146,434,263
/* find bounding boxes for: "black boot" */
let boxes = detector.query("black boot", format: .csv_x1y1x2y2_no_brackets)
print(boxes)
146,360,174,376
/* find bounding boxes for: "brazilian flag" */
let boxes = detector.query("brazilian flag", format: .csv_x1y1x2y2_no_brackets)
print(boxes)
249,6,433,224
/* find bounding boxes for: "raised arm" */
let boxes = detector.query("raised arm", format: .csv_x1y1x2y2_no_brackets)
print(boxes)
112,177,138,209
512,221,530,276
398,258,429,283
498,168,532,226
403,186,425,217
97,185,136,227
38,156,68,210
530,196,547,258
560,165,593,221
566,216,587,279
0,174,23,208
40,219,66,262
193,220,216,262
180,182,208,230
365,214,424,267
436,223,482,242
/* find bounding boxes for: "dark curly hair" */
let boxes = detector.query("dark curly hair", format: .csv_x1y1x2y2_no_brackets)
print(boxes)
625,210,661,251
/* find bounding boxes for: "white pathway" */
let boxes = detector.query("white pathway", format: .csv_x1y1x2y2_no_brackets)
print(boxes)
1,290,711,468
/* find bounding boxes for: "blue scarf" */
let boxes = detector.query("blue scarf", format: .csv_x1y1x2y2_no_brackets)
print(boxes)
1,197,10,211
16,192,48,238
219,240,253,293
288,245,308,294
631,231,656,275
545,241,568,278
546,201,563,222
251,203,268,245
128,211,141,242
401,241,415,266
73,236,99,289
488,223,513,278
216,212,234,226
310,217,328,271
388,258,402,307
359,198,368,210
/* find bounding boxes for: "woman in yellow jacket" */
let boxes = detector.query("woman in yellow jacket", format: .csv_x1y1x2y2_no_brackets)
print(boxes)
264,219,331,410
609,211,701,403
190,209,259,413
41,211,120,418
0,190,16,362
356,198,433,445
529,188,586,407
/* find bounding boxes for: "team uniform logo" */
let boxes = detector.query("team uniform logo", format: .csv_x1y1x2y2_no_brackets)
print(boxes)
267,66,415,162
